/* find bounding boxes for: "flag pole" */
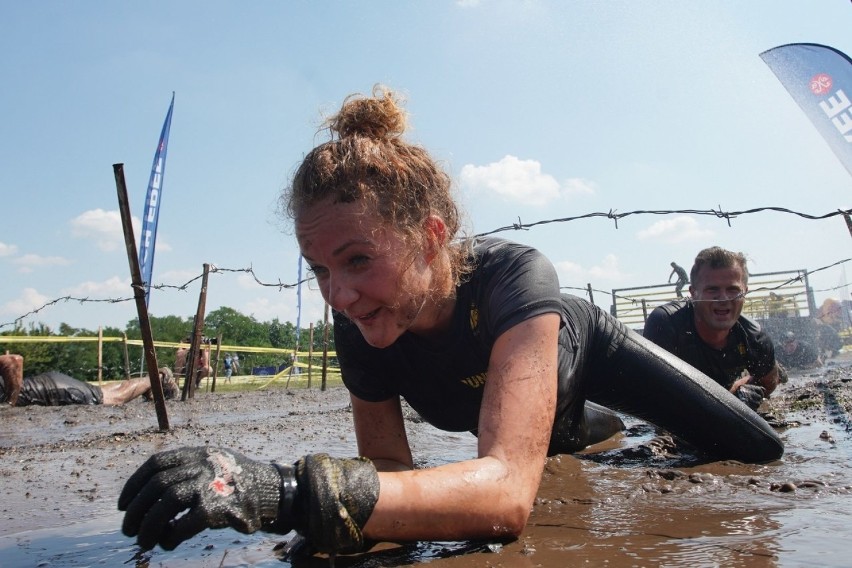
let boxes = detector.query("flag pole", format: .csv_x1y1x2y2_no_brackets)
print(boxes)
138,92,175,307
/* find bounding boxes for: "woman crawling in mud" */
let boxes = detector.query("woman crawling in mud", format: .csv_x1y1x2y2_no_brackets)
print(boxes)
118,86,783,557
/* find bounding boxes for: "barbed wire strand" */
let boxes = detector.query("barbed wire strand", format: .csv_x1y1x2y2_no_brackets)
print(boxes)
3,206,851,330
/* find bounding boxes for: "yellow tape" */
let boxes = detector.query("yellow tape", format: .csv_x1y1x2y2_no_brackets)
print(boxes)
0,336,335,357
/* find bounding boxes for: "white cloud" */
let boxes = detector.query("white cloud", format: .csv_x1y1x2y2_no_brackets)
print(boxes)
61,276,132,297
12,253,72,273
561,178,596,196
0,287,50,317
460,155,593,206
243,295,297,323
237,273,260,290
70,208,141,252
636,216,715,244
0,242,18,257
555,254,629,287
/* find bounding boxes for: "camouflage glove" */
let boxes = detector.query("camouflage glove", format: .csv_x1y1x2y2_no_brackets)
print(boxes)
118,447,379,556
292,453,380,555
736,384,766,410
118,446,298,551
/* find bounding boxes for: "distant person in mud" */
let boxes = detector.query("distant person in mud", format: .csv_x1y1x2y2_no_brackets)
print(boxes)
174,337,212,387
813,318,843,360
118,86,783,558
776,331,823,370
668,261,689,298
644,246,782,411
0,352,178,407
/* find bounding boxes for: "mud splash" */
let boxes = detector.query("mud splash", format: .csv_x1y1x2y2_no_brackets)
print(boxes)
1,357,851,567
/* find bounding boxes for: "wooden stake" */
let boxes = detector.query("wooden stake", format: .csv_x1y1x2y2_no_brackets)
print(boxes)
211,333,223,392
181,263,210,400
97,326,103,384
113,163,169,430
321,302,330,391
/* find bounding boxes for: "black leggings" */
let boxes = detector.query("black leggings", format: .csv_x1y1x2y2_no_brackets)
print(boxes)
550,297,783,463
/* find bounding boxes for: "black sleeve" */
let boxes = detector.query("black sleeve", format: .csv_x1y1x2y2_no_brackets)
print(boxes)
740,318,777,379
333,314,396,403
476,243,563,342
642,307,677,352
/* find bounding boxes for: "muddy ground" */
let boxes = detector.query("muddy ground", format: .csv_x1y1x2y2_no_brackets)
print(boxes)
1,356,851,567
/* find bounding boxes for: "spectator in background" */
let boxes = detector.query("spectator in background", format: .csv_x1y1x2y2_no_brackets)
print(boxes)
223,353,236,383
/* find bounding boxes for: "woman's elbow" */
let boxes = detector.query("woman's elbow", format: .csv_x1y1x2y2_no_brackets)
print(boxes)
491,499,533,538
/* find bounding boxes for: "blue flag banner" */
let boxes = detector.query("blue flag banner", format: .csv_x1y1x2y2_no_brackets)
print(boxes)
138,93,175,306
760,43,852,177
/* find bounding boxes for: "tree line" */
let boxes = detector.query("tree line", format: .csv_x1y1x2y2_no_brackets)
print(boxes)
1,306,335,381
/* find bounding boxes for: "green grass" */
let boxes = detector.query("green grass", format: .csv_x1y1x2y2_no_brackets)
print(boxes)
198,371,345,393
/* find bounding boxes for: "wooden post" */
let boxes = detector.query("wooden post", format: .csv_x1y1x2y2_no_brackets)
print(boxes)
122,333,131,378
97,326,103,384
586,283,595,305
181,263,210,400
286,323,301,390
210,333,223,392
321,302,330,391
307,323,314,389
641,298,649,323
844,212,852,240
113,163,169,430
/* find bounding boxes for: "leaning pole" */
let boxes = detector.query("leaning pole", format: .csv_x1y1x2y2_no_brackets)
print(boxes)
114,163,170,430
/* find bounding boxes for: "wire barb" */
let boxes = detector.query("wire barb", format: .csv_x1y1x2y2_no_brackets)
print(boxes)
3,205,850,329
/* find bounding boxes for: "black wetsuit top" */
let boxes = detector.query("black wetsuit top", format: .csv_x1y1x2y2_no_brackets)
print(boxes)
0,371,103,406
335,237,783,462
643,300,776,390
337,237,564,432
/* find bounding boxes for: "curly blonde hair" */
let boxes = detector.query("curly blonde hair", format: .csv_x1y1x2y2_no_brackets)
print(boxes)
283,85,471,286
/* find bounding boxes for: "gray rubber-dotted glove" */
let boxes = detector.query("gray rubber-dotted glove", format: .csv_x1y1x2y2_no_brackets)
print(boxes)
118,446,297,551
736,384,766,411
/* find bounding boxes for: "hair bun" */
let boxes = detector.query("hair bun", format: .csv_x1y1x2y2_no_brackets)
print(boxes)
329,85,407,140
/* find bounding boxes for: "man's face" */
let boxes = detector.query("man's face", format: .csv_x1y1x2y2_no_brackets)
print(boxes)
689,264,747,333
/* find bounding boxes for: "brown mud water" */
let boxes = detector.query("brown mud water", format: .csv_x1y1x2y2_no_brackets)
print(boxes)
1,355,851,567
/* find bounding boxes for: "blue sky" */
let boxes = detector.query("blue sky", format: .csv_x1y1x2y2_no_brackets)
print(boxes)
1,1,851,333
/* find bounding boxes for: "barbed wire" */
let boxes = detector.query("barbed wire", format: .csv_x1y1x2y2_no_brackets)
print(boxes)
474,205,852,236
0,265,315,330
0,295,136,330
3,205,851,330
572,257,852,307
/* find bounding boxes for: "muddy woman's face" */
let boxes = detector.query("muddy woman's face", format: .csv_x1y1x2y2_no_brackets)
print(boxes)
296,199,437,349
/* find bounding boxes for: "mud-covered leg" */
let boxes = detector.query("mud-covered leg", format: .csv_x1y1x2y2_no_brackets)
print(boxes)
587,327,783,463
548,401,625,455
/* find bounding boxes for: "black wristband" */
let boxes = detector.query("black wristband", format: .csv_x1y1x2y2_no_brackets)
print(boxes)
268,462,299,533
